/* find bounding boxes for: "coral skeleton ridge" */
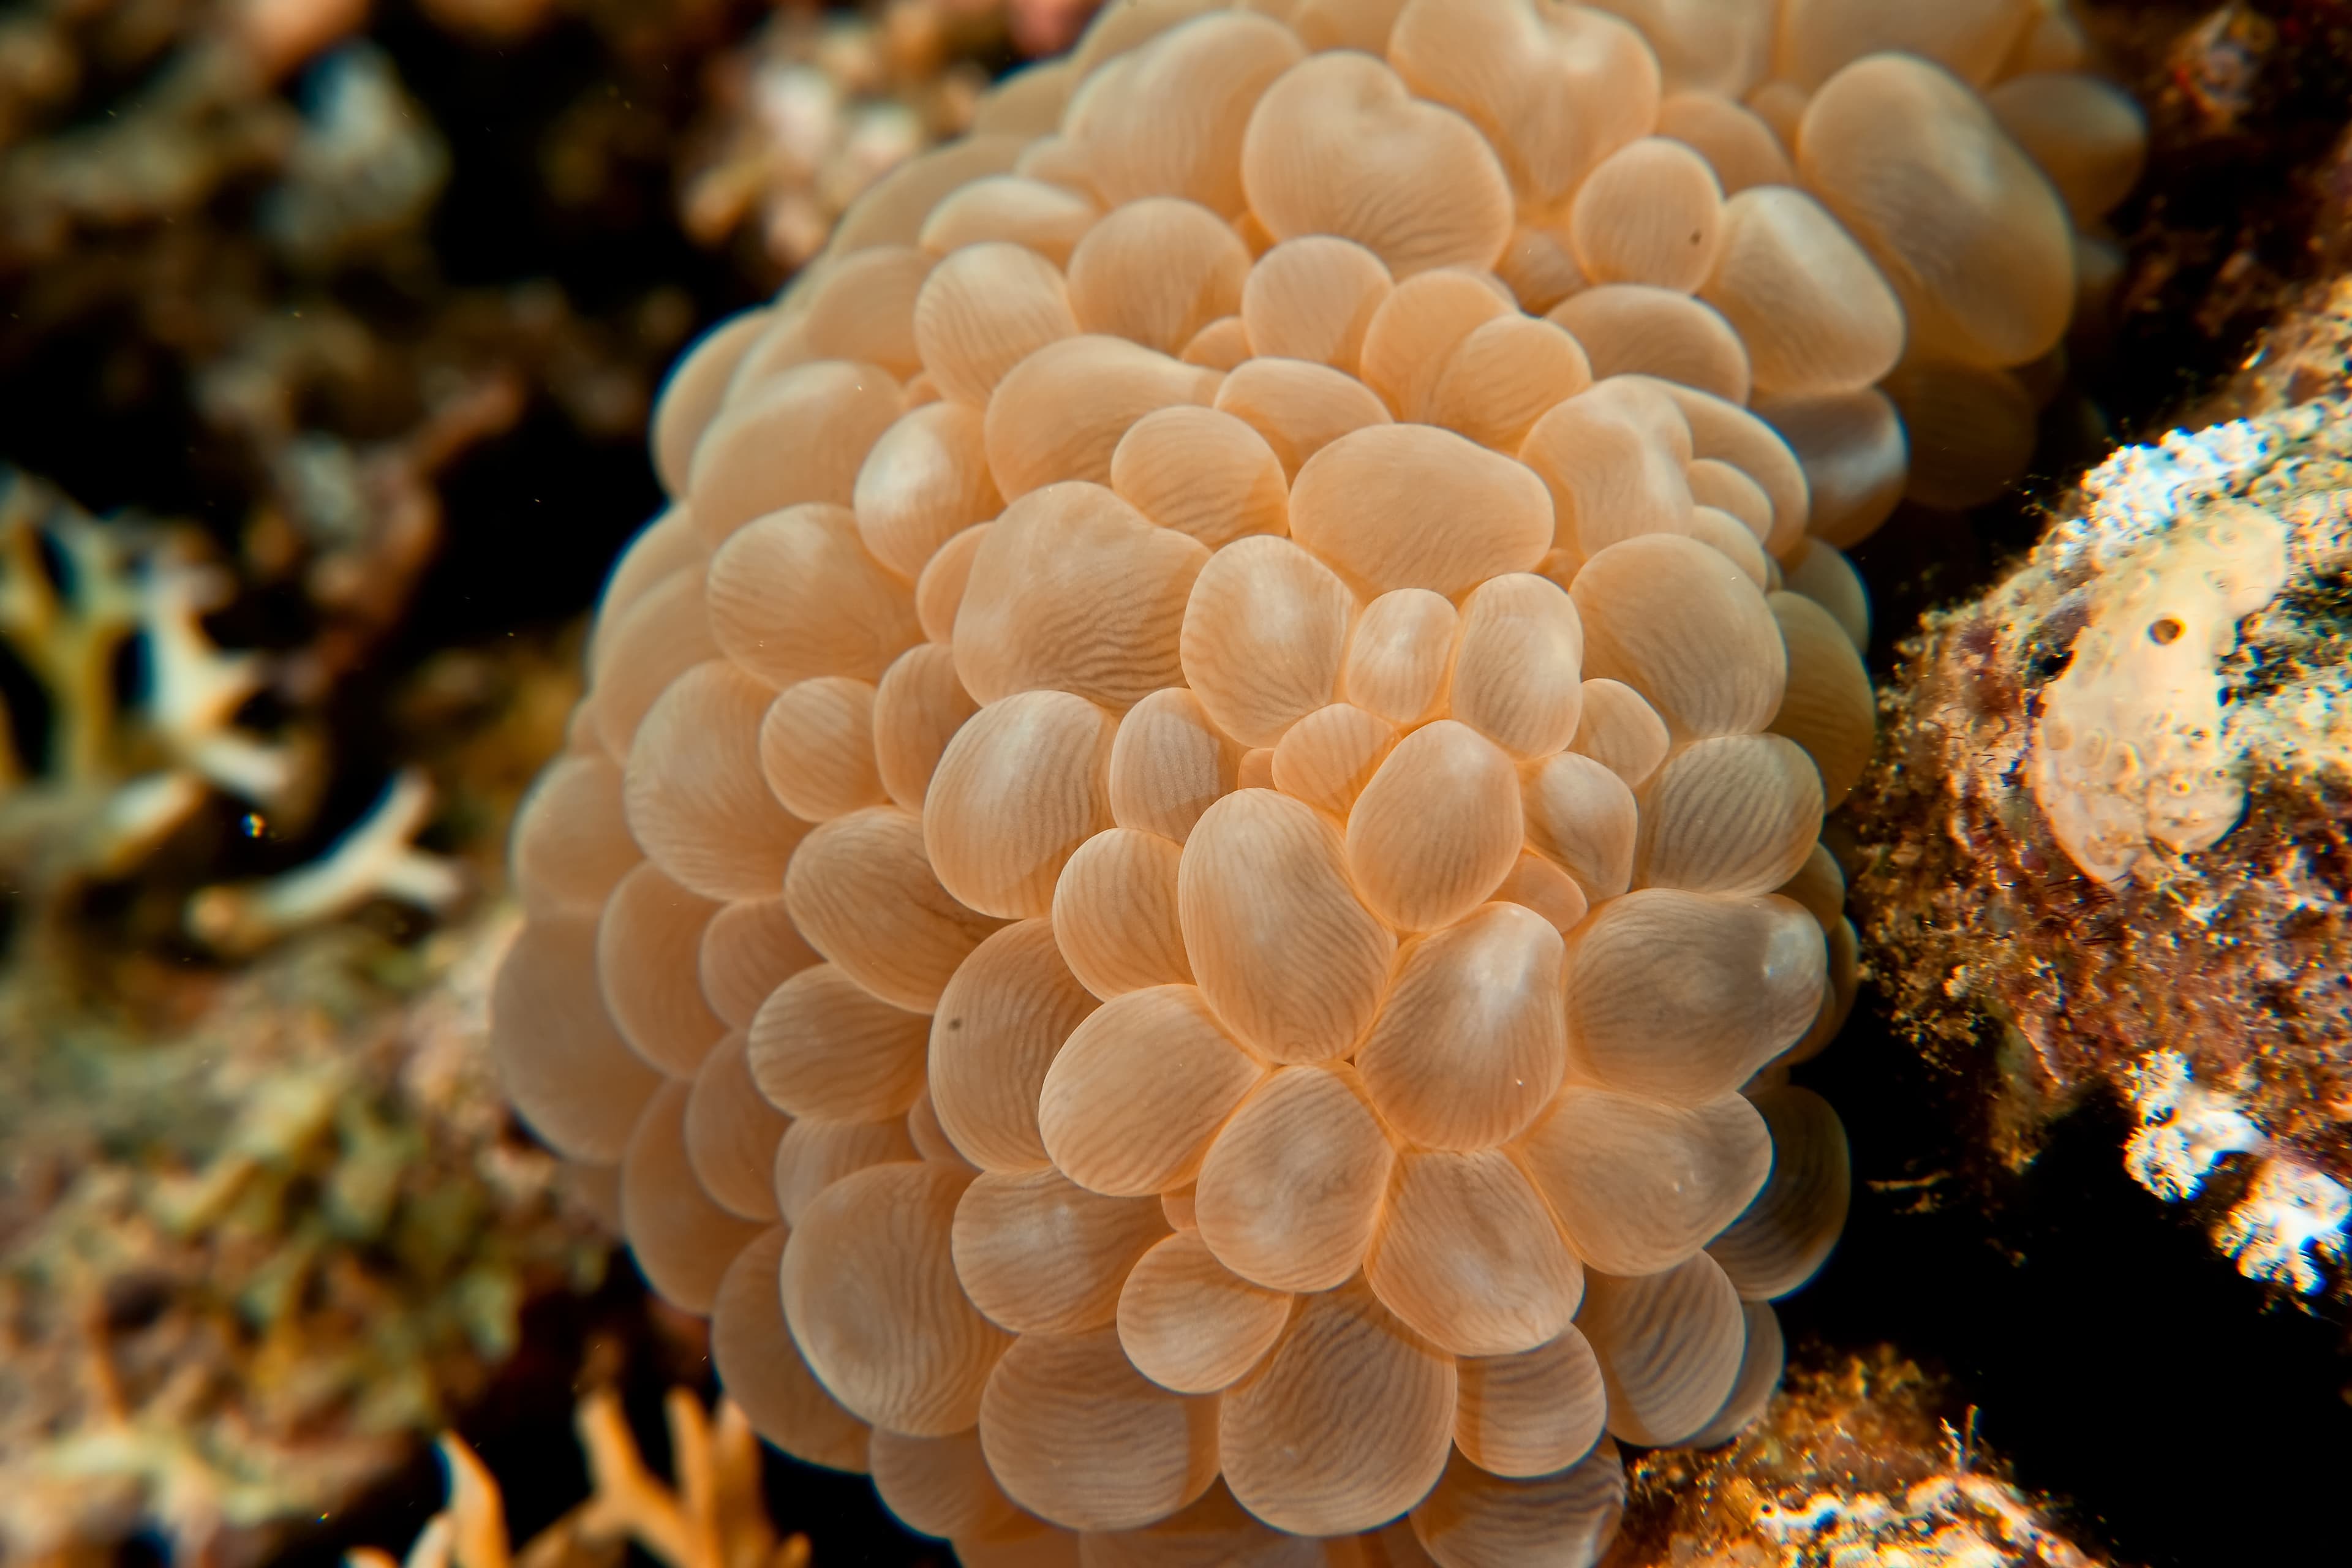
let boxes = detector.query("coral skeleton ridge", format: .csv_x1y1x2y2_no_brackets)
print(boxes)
2215,1157,2352,1298
491,0,2140,1561
2119,1050,2261,1204
2122,1052,2350,1295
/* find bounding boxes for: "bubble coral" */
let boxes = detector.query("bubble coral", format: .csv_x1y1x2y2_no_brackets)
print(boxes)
492,1,2136,1561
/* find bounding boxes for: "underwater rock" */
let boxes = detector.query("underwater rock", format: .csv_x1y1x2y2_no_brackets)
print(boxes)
1607,1344,2113,1567
1851,388,2352,1300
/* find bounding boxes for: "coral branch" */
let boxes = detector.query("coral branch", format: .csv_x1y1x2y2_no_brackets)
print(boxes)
187,771,469,956
356,1389,812,1568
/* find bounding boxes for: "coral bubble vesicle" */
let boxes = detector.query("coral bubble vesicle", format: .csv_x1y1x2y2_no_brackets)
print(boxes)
492,0,2135,1555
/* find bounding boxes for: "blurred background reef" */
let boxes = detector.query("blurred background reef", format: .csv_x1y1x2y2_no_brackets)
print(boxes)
2,2,2351,1567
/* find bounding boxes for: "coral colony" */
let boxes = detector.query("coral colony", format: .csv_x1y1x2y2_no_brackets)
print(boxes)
349,1387,815,1568
0,472,465,958
0,904,600,1565
490,0,2141,1562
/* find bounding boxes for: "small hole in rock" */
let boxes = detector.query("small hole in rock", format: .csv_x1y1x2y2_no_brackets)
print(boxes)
2149,617,2184,645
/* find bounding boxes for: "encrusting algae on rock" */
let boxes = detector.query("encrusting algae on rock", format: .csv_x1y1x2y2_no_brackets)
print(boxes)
489,0,2144,1562
1852,386,2352,1302
1606,1348,2113,1568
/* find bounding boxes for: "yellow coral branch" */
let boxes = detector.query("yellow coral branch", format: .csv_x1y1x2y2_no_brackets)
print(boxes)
0,477,140,784
355,1389,810,1568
